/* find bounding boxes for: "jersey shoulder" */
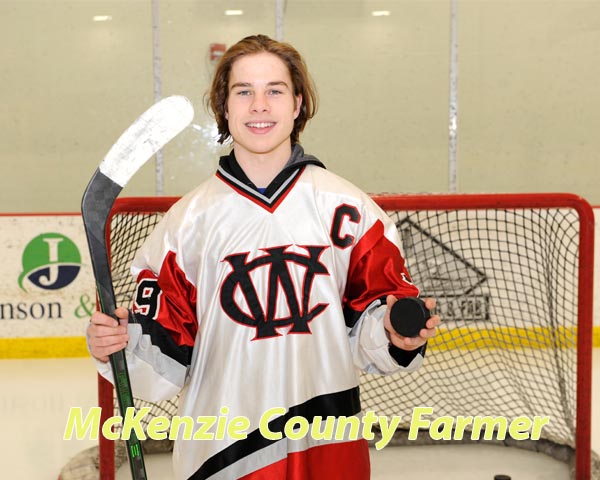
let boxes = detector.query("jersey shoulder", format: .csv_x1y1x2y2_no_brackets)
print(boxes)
132,176,225,269
303,164,384,216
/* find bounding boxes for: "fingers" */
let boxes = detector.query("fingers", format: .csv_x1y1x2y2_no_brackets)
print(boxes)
110,307,130,325
416,295,441,342
423,297,436,310
425,313,441,330
87,308,130,363
419,313,441,339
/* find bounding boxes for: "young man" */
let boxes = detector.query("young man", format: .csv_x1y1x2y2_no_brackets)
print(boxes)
87,34,440,480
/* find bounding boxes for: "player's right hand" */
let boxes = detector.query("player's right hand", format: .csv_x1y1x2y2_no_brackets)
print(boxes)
87,307,130,363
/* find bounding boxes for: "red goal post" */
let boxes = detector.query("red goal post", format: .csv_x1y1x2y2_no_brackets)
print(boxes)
92,192,595,480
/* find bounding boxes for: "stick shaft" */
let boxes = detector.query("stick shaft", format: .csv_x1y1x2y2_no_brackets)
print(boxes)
82,169,147,479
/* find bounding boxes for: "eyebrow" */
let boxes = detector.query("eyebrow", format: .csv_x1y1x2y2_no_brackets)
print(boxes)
229,81,290,91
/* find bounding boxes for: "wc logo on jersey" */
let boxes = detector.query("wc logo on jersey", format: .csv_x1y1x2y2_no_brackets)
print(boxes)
18,233,82,292
220,245,330,340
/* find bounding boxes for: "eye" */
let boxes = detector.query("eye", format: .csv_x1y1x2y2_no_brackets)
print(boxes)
236,90,252,96
268,89,283,96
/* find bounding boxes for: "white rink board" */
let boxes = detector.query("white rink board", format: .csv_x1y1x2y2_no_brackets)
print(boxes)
0,214,95,339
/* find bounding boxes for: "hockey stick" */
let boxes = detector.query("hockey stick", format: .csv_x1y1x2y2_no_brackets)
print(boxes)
81,95,194,480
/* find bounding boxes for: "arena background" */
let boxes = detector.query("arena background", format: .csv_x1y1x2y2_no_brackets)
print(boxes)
0,1,598,479
1,1,599,213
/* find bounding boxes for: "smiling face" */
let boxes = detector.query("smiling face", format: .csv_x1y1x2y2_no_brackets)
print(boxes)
226,52,302,165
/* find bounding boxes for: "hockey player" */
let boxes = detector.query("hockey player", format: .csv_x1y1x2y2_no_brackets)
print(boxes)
87,34,441,480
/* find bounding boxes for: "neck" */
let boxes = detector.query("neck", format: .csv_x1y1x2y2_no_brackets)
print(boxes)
234,143,292,188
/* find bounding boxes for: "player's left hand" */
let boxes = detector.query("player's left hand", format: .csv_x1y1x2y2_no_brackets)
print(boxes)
384,295,441,351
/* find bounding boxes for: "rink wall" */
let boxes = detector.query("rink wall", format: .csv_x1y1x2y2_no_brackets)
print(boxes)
1,205,599,359
0,213,94,358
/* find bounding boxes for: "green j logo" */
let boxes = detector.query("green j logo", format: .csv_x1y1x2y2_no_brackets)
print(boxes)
18,233,82,292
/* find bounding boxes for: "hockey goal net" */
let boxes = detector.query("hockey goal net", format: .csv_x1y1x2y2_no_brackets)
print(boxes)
83,193,597,479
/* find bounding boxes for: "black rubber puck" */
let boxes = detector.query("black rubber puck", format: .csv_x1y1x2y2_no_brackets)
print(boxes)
494,475,511,480
390,297,430,337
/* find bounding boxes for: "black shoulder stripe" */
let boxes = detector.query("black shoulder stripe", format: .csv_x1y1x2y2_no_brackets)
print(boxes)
343,296,386,329
129,310,193,367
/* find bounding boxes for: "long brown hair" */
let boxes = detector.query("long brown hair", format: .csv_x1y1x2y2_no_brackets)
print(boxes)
208,35,318,145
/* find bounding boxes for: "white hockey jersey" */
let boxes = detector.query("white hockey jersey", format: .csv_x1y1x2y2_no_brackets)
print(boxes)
96,145,425,480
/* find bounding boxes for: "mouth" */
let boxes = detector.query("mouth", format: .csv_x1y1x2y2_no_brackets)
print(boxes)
245,121,276,133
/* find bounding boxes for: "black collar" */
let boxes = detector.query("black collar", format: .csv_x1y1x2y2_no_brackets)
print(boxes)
216,145,325,212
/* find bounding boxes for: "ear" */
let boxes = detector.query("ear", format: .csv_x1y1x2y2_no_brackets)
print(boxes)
293,94,303,120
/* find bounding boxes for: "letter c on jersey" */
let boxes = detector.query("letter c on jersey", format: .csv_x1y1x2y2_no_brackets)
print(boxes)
330,204,361,249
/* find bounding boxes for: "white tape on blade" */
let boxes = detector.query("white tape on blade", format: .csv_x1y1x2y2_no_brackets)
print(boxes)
99,95,194,187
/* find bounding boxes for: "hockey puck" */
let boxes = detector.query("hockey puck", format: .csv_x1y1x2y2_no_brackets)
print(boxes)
390,297,430,337
493,476,511,480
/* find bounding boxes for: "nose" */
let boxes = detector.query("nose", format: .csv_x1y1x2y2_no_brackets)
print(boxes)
251,92,269,113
